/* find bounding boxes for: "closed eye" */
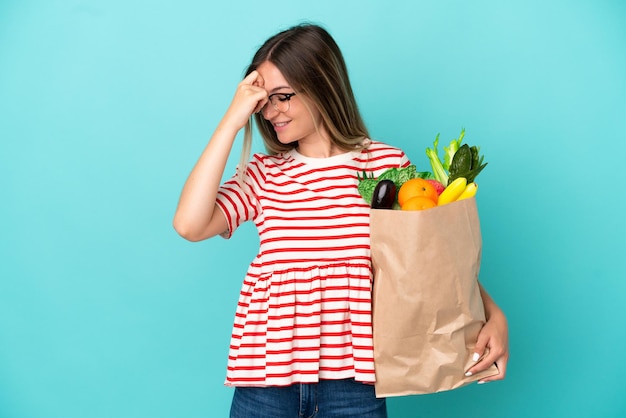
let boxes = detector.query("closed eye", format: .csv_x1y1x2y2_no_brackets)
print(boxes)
269,93,296,102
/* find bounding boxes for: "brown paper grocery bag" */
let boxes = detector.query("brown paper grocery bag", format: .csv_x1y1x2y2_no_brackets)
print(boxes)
371,197,499,397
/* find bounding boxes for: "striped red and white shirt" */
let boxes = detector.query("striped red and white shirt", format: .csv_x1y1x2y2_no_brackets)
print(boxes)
215,140,410,387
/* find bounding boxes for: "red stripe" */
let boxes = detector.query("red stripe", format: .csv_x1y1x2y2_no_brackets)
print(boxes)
263,212,369,222
225,367,376,383
265,343,356,355
242,274,371,284
260,332,353,343
260,244,370,256
247,256,371,267
236,311,371,322
231,342,374,352
263,176,357,190
237,285,372,300
243,307,372,314
239,282,370,293
245,164,265,190
354,153,406,164
267,297,371,307
236,311,372,324
246,262,372,274
263,202,368,213
264,319,355,332
260,222,369,234
260,233,369,245
353,368,376,375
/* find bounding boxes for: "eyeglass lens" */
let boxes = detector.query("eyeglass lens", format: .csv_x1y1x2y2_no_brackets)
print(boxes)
268,94,295,113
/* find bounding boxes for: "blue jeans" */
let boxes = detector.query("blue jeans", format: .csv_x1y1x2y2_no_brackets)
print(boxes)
229,379,387,418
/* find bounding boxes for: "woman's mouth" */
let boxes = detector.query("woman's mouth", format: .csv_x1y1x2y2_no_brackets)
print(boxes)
273,121,290,132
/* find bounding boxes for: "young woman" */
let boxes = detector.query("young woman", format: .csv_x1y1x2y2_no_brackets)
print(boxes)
173,23,509,418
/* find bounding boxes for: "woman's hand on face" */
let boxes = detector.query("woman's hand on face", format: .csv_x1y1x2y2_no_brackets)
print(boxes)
222,70,268,131
466,309,509,383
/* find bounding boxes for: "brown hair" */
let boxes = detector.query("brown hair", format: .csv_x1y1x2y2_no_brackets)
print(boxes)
239,23,370,169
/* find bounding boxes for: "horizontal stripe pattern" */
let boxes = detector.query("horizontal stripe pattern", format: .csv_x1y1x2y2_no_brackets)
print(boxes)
216,140,410,386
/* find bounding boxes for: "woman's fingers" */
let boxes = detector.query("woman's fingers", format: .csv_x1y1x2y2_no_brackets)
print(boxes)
247,72,267,113
465,317,509,382
474,352,508,384
222,72,269,129
248,71,265,89
239,72,268,113
242,70,262,86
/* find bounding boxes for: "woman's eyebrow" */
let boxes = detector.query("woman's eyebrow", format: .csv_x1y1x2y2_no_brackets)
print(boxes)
269,86,292,93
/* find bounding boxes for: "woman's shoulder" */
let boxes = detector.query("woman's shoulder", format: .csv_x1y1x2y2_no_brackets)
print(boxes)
360,139,409,160
245,151,296,174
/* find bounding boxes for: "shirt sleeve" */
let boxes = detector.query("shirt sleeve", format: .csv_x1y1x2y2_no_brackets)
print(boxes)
400,151,411,168
215,158,263,239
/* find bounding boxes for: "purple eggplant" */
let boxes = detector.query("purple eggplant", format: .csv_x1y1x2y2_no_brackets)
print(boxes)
371,180,397,209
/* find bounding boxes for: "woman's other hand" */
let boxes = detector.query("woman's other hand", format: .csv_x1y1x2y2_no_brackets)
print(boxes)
466,284,510,383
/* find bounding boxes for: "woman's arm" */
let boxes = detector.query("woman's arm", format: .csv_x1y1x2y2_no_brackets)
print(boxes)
173,71,268,242
466,282,510,382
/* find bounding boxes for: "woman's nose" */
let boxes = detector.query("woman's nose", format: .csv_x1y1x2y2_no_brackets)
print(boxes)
261,102,278,119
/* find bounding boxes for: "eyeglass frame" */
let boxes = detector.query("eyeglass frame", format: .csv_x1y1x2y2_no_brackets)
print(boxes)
265,92,297,113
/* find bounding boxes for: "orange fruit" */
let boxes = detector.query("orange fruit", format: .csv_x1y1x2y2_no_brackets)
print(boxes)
397,178,439,206
401,196,437,211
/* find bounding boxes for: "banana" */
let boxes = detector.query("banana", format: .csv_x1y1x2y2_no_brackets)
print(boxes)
456,182,478,201
438,177,467,205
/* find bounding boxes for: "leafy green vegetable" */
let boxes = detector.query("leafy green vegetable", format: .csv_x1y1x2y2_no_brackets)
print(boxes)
470,145,482,171
356,170,374,181
357,178,379,205
448,143,488,184
443,128,464,171
426,129,479,186
425,134,449,185
448,144,472,179
378,165,416,187
356,165,430,204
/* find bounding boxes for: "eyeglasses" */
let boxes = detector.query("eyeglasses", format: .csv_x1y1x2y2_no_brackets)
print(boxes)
265,92,297,113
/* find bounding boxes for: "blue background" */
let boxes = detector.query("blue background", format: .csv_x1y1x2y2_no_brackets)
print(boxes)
1,1,625,417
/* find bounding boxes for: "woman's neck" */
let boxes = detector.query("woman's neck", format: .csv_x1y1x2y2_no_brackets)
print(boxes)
296,137,345,159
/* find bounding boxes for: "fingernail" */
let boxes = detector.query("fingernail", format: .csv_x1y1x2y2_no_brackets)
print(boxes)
472,352,480,362
477,380,488,384
465,371,472,377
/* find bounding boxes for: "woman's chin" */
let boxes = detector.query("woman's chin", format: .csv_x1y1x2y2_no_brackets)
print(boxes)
276,136,297,146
